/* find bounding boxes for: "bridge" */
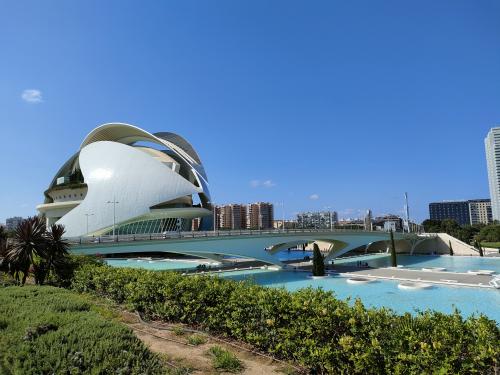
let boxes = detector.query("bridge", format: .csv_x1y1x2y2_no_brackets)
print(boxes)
68,229,444,266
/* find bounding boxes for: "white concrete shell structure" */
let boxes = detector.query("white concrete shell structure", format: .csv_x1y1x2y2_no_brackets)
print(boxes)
37,123,213,237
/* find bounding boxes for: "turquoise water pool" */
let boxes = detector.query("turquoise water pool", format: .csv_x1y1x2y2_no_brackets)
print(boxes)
335,254,500,274
220,269,500,322
106,254,500,322
276,250,313,261
105,258,219,270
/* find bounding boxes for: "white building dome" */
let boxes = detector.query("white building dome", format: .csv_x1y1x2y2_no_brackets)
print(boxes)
37,123,213,237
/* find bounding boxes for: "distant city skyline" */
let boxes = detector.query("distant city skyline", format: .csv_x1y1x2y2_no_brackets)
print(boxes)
1,1,499,224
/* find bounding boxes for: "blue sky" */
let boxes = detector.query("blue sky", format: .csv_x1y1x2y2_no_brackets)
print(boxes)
1,0,499,224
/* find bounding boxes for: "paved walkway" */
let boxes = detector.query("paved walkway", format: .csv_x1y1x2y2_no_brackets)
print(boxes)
331,266,495,288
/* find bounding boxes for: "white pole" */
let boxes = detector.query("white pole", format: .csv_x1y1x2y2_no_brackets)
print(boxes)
213,202,216,234
282,201,285,230
106,198,119,237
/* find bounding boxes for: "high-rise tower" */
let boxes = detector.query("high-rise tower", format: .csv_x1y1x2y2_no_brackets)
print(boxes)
485,127,500,221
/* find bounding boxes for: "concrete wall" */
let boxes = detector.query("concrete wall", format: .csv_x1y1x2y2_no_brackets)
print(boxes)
412,233,478,256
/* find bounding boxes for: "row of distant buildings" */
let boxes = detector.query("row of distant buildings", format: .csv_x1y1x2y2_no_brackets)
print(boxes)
208,203,414,232
429,199,492,226
425,127,500,226
292,211,416,232
193,202,275,230
2,216,24,231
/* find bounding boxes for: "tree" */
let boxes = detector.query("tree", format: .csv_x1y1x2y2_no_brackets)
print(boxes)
474,240,484,257
0,225,8,276
312,243,325,276
476,224,500,243
36,224,70,285
390,229,397,267
422,219,442,233
6,216,47,285
457,225,482,244
448,240,454,256
0,226,6,254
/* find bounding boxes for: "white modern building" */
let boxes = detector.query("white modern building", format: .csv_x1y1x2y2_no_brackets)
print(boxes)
37,123,213,237
485,127,500,221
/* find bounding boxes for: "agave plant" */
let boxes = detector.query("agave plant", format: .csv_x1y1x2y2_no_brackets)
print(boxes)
6,216,47,285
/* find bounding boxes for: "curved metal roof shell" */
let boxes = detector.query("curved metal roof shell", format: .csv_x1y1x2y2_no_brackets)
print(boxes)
81,123,207,181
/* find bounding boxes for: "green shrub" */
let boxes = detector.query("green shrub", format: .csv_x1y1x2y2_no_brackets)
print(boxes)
172,326,185,336
71,264,500,374
188,334,207,346
0,285,166,374
208,345,243,372
51,254,104,288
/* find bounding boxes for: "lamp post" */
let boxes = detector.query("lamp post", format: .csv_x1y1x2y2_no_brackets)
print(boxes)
84,213,94,235
213,203,217,234
106,197,119,237
208,201,216,234
281,201,285,231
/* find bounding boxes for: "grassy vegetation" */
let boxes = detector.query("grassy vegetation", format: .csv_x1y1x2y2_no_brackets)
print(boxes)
172,326,186,336
208,346,243,373
72,263,500,374
0,285,167,374
481,242,500,248
187,334,207,346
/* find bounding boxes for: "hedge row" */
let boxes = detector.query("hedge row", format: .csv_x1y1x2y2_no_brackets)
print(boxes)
72,263,500,374
0,286,166,374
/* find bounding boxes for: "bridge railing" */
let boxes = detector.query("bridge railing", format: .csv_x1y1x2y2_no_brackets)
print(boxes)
66,227,395,245
66,227,416,246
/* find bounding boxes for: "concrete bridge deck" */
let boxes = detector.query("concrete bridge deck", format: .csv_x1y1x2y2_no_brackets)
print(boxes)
69,228,417,266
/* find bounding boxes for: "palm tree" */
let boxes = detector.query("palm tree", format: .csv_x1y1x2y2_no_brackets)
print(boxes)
6,216,47,285
0,225,8,275
41,224,70,284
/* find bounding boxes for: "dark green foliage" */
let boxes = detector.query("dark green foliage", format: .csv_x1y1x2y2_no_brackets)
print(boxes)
36,224,70,285
71,264,500,374
422,219,444,233
475,240,484,257
6,216,47,284
0,285,166,374
51,254,104,288
476,224,500,243
3,217,71,285
389,229,397,267
312,243,325,276
422,219,484,244
0,226,8,274
448,240,454,256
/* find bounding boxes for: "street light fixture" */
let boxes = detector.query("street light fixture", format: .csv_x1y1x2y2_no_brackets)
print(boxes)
106,197,119,237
